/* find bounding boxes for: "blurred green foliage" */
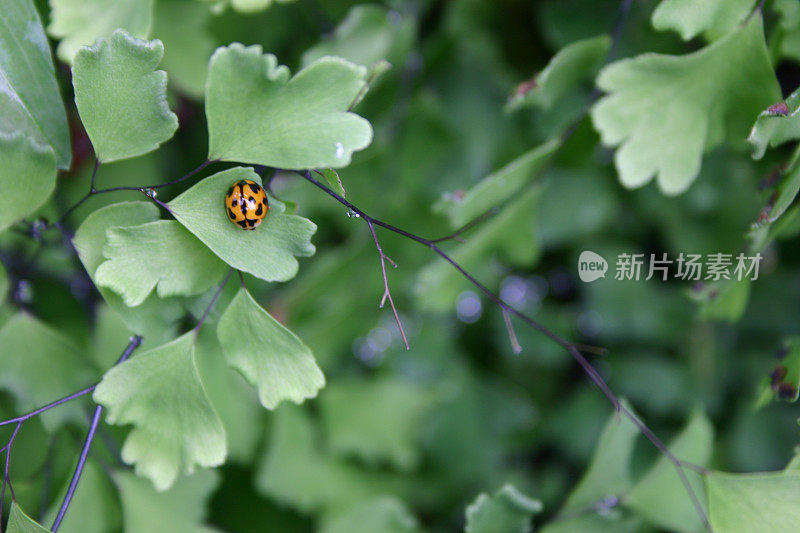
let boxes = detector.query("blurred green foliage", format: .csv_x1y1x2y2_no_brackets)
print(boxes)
2,0,800,532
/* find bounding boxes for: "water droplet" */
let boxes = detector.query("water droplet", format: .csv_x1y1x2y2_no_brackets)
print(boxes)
346,209,360,218
335,142,345,159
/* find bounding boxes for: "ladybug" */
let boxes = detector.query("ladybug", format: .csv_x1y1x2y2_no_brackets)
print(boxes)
225,179,269,230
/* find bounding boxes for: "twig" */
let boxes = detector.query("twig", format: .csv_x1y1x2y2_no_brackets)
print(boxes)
294,169,710,530
51,336,142,532
365,218,409,350
57,159,215,226
0,386,97,427
193,269,234,338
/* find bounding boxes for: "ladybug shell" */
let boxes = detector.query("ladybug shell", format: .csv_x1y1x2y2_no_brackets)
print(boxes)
225,180,269,230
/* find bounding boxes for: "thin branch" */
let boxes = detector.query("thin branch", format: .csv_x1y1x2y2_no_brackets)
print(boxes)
51,336,142,532
365,218,409,350
57,159,215,226
193,269,234,338
0,386,96,427
294,169,710,530
0,422,21,533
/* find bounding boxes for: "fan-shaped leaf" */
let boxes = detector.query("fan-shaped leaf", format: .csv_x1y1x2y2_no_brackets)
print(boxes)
217,288,324,409
93,333,226,490
168,167,316,282
206,44,372,169
72,30,178,163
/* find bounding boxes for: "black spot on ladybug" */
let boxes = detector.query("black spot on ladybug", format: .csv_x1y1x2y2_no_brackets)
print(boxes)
255,204,263,216
237,220,248,229
227,208,235,220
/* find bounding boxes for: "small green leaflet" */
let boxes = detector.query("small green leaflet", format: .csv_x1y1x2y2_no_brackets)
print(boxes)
0,261,7,304
434,139,559,227
320,378,431,471
706,470,800,532
73,202,184,337
206,44,373,169
748,87,800,160
301,4,415,69
96,220,229,306
153,0,214,100
168,167,317,282
7,503,49,533
651,0,757,41
93,333,226,490
115,470,219,533
43,461,120,533
625,410,712,533
217,288,325,409
506,35,610,112
561,400,639,511
0,133,56,232
319,168,346,197
229,0,296,13
72,30,178,163
591,15,779,194
48,0,154,64
321,498,421,533
464,484,542,533
0,0,71,169
0,313,97,432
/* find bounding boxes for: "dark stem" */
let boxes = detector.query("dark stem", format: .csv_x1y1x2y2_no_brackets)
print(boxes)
294,169,710,530
0,386,96,427
51,336,142,532
365,218,410,350
193,269,234,338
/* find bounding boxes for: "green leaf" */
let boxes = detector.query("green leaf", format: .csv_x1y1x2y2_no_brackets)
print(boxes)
72,30,178,163
434,139,560,227
320,168,346,197
506,35,610,112
93,332,226,490
562,401,639,511
591,15,780,194
465,484,542,533
73,201,184,337
748,88,800,160
115,470,219,533
230,0,296,13
7,503,49,533
0,133,56,232
0,0,71,169
217,288,324,409
194,328,262,464
168,167,317,282
706,471,800,532
95,220,228,306
256,404,384,512
301,5,415,68
43,460,120,533
769,149,800,222
321,498,421,533
417,185,542,311
48,0,154,64
775,0,800,64
651,0,757,41
0,261,7,304
320,378,432,470
206,44,373,169
152,0,215,99
0,313,96,431
626,410,713,533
